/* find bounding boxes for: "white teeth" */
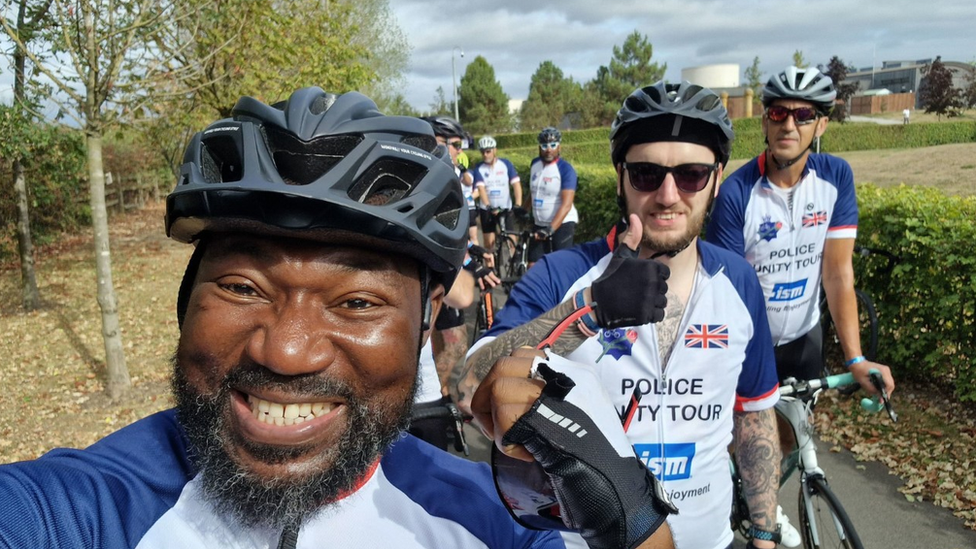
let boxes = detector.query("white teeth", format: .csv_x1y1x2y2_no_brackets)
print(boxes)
247,395,336,425
283,404,300,419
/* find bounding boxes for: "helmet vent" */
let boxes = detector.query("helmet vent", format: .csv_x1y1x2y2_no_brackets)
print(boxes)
433,193,462,230
266,128,362,185
200,135,244,183
348,158,424,206
403,134,437,152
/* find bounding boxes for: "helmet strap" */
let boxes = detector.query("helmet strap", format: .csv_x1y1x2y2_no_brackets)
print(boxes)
419,267,432,332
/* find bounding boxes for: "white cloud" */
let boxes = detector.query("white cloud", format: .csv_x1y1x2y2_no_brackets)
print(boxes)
390,0,976,111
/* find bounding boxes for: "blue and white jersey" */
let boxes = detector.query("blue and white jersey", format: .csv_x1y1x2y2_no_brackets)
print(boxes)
707,153,858,345
528,157,578,225
473,158,520,210
0,410,562,549
470,235,779,549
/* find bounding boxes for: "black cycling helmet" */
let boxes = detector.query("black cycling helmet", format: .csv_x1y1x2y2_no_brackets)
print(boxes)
537,127,562,144
421,115,465,139
762,66,837,115
609,80,735,166
167,87,468,296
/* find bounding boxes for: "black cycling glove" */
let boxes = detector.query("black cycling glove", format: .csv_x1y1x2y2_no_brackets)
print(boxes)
590,241,669,328
463,258,493,280
498,363,675,549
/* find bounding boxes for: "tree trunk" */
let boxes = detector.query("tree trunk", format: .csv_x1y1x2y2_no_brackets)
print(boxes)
87,133,131,400
13,159,41,310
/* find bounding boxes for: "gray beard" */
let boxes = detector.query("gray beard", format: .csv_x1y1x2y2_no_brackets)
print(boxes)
171,354,416,532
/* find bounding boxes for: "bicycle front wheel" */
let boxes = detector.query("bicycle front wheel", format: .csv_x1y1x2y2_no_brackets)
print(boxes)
797,475,864,549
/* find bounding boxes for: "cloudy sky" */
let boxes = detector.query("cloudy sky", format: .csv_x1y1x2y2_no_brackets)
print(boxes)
391,0,976,112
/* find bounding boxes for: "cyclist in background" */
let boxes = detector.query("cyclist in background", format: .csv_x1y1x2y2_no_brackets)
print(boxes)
706,66,895,398
527,126,578,267
472,135,523,254
422,116,480,246
417,116,488,450
459,81,782,549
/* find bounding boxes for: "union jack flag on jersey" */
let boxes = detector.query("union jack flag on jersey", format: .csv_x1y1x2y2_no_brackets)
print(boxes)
684,324,729,349
802,210,828,227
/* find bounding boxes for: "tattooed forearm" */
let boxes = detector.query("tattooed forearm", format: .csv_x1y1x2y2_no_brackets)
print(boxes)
455,297,588,413
733,407,781,531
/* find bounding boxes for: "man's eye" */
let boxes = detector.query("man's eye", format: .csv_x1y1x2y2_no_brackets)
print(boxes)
220,283,257,296
343,298,374,310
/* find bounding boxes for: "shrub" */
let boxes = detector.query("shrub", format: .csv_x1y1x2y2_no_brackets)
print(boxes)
0,125,88,261
855,184,976,402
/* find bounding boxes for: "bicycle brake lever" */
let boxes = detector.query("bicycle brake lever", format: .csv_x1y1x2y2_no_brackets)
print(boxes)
860,371,898,422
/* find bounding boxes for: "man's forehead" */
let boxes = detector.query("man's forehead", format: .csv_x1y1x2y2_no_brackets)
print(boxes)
769,98,816,109
202,233,417,273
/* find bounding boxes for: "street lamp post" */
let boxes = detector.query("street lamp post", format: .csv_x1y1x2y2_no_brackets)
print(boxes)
452,46,463,122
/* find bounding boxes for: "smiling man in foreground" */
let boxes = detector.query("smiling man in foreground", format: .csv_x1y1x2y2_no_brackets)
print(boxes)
0,87,673,549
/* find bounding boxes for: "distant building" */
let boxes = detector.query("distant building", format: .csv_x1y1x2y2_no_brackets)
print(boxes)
847,59,974,107
681,64,741,89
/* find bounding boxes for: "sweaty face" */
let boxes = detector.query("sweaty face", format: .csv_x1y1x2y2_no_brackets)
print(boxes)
618,141,720,258
173,234,431,530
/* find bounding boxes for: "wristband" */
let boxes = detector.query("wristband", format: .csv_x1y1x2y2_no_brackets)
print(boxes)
845,355,866,368
574,290,600,335
746,525,782,544
463,257,472,267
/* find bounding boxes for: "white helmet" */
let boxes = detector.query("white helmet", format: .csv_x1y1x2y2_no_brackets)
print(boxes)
478,135,497,149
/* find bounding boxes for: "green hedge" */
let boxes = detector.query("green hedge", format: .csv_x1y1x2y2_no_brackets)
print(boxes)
855,184,976,402
494,119,976,162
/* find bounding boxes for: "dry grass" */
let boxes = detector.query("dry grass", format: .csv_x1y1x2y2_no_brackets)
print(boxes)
726,143,976,197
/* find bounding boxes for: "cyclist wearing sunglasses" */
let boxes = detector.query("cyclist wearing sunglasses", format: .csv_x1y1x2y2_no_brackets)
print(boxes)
473,135,523,253
527,126,578,266
459,81,782,549
706,66,895,402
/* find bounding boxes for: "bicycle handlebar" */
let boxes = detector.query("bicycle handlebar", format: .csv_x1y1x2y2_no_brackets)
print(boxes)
779,369,896,422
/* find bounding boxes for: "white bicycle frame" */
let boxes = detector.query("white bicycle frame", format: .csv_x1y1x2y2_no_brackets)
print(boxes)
777,392,853,546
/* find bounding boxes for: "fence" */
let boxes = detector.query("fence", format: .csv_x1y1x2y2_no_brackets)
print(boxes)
103,172,164,214
849,92,916,115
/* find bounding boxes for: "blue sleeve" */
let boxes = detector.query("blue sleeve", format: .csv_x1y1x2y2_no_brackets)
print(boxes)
722,254,778,404
472,163,485,185
502,158,520,181
817,155,858,230
706,162,755,257
557,160,578,191
485,240,607,339
0,410,194,549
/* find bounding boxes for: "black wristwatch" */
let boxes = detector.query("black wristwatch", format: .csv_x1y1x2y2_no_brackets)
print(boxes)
747,524,782,544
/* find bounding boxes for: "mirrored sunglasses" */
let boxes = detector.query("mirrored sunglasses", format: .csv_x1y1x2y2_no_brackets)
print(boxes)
766,105,819,125
539,142,560,150
622,161,718,193
448,140,463,149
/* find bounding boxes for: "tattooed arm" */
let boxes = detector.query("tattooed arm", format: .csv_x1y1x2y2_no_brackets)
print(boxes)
733,407,781,548
455,292,591,415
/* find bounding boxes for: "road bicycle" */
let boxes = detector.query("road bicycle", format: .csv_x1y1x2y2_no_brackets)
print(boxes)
820,246,900,379
730,370,896,549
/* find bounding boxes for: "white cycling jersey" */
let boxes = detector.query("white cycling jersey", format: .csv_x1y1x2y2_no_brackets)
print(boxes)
528,157,578,225
473,158,520,210
0,410,563,548
469,232,779,549
707,153,858,346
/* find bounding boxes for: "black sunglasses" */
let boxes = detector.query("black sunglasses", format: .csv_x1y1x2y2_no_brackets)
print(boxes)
766,105,819,125
622,162,718,193
448,140,463,149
